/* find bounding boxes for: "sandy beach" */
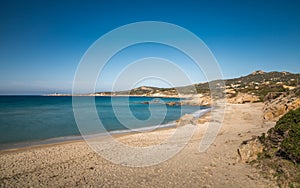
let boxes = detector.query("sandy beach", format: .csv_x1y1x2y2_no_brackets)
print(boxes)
0,103,277,187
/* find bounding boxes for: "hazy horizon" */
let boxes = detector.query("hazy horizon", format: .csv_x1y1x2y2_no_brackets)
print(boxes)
0,69,299,95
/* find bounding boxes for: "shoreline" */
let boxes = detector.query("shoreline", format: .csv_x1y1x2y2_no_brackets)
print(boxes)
0,124,182,155
0,108,211,152
42,94,190,99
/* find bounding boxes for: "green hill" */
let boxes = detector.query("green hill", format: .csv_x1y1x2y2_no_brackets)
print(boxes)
96,70,300,100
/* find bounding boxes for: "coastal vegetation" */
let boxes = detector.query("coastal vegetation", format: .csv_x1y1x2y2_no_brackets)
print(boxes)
95,71,300,102
254,107,300,187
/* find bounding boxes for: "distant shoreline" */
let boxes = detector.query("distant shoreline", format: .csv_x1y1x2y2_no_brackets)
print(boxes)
43,93,186,98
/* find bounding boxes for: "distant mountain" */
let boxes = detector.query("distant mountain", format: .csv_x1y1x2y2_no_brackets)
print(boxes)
96,70,300,100
95,86,179,96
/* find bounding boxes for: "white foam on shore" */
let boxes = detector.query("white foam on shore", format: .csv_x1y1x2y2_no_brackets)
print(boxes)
192,108,212,118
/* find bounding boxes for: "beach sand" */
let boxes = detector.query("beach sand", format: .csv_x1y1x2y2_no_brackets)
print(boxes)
0,103,277,187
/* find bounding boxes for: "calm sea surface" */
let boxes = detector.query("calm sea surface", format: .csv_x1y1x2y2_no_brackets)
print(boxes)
0,96,205,148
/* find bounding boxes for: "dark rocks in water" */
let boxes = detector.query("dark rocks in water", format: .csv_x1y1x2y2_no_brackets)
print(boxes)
139,101,181,106
166,102,178,106
140,100,164,105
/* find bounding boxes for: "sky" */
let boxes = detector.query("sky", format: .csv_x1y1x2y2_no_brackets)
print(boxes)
0,0,300,94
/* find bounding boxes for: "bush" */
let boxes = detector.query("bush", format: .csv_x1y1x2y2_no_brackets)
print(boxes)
280,122,300,163
257,107,300,186
268,107,300,163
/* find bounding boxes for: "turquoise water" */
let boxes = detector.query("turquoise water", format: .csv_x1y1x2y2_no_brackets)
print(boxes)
0,96,205,148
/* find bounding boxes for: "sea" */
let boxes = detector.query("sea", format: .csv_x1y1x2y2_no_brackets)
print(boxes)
0,96,209,149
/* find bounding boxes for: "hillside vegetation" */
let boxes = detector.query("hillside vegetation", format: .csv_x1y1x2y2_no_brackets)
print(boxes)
253,107,300,187
96,70,300,101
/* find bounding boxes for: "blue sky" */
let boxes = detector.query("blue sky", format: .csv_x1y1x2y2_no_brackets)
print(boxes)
0,0,300,94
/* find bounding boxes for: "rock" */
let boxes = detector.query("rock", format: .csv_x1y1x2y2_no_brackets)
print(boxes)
177,115,210,126
237,137,264,163
140,100,164,105
176,114,194,126
263,111,274,121
263,92,282,102
182,96,212,106
196,118,209,124
228,93,260,104
166,102,178,106
251,70,265,75
283,85,296,90
273,105,287,117
263,90,300,121
288,98,300,111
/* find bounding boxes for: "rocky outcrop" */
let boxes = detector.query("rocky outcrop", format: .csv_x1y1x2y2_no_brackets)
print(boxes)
249,107,300,187
176,113,210,126
140,100,163,105
251,70,265,75
196,117,209,124
181,95,212,106
263,92,282,101
176,114,195,126
237,137,264,163
165,101,179,106
263,88,300,121
227,93,260,104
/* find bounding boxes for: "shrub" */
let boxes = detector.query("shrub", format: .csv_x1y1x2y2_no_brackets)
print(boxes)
266,107,300,163
257,107,300,186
